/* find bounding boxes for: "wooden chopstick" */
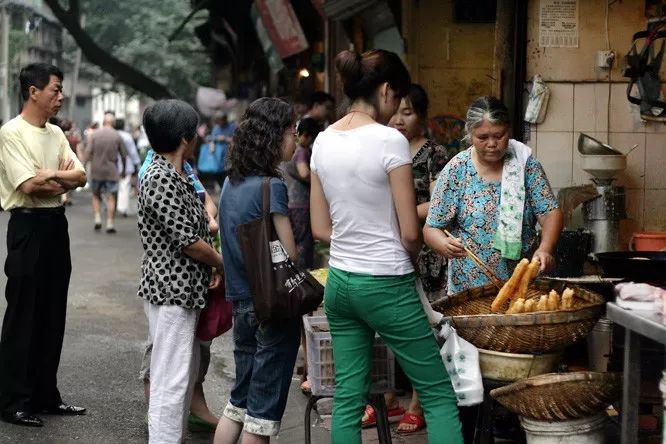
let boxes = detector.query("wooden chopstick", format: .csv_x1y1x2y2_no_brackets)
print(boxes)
443,229,503,289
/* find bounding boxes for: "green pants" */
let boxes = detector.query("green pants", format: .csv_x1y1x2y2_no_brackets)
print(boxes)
324,267,463,444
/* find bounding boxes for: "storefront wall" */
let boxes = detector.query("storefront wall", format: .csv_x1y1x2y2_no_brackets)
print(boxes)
526,0,666,239
403,0,496,119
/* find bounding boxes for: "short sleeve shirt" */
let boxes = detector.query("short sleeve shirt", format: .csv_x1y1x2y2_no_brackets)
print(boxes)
426,149,558,294
310,123,414,275
89,127,126,181
218,176,288,301
0,115,85,210
282,144,311,208
137,153,213,309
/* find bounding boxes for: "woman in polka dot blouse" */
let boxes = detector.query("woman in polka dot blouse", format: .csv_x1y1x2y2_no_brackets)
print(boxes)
137,99,224,443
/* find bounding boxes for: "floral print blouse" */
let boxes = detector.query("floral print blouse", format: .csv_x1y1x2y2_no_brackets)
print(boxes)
426,148,558,294
413,139,449,296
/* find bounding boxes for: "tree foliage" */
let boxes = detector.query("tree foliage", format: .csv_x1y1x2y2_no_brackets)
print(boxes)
47,0,211,100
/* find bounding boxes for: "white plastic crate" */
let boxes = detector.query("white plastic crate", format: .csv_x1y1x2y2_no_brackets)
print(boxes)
303,315,395,397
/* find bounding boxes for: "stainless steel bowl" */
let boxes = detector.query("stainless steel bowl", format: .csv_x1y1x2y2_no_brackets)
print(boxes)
578,133,622,155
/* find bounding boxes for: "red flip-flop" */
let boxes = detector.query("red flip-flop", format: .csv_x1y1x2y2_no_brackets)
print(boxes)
362,405,406,428
396,412,426,434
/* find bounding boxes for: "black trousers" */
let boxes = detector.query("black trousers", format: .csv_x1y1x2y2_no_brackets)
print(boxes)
0,209,71,412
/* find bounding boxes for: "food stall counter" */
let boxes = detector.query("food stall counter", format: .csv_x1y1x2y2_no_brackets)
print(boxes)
606,303,666,444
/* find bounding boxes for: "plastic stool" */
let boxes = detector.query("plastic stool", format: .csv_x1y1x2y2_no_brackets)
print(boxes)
304,393,393,443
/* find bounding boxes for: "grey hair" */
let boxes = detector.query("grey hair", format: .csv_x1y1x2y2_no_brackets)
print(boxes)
462,96,511,145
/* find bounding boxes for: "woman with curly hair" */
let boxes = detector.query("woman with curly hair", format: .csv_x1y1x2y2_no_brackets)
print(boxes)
214,97,299,444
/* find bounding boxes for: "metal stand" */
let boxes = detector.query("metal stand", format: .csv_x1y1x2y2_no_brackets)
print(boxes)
473,378,526,444
304,393,392,444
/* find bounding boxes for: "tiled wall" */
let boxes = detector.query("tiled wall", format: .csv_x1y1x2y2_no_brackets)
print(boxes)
529,82,666,245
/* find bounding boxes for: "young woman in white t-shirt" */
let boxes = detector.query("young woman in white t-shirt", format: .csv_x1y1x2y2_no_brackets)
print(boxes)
310,49,463,444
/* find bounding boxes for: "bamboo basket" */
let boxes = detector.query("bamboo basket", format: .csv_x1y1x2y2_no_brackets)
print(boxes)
430,279,605,353
489,371,622,420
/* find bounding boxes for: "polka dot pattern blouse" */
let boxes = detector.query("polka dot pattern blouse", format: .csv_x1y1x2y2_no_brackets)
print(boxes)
137,153,212,309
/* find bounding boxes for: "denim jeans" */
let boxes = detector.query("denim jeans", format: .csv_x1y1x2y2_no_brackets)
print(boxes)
223,298,300,436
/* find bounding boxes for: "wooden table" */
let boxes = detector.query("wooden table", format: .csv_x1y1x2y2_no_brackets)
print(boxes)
606,303,666,444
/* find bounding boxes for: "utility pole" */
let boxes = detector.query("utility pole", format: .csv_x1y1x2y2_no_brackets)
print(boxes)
0,3,10,124
67,14,84,121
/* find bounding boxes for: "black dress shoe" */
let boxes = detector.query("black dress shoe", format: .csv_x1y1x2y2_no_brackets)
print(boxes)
41,403,86,416
1,411,43,427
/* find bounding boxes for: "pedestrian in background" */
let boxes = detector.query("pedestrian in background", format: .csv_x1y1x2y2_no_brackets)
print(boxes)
138,99,224,443
199,112,235,190
281,116,321,396
114,118,141,217
214,97,300,444
304,91,335,127
309,49,464,444
282,117,321,270
86,113,126,232
0,63,87,427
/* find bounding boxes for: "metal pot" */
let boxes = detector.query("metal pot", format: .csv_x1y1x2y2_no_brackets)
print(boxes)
589,251,666,284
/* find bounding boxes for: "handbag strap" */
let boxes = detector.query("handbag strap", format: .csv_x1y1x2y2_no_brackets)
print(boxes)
261,177,271,218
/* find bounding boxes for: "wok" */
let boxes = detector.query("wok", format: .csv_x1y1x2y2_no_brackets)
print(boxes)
590,251,666,284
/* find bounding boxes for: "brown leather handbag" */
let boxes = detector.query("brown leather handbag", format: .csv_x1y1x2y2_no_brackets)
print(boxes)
236,178,323,322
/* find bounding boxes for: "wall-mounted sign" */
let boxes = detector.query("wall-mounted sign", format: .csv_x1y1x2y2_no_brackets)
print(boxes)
255,0,309,59
539,0,579,48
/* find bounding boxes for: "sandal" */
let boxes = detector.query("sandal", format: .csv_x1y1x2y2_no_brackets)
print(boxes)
361,404,406,428
396,412,426,434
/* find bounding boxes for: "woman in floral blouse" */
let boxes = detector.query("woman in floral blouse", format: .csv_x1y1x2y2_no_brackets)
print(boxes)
424,96,563,294
390,84,449,299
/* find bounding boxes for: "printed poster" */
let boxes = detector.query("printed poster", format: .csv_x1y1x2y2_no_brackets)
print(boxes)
539,0,579,48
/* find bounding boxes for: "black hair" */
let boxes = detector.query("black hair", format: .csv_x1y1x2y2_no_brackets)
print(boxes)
335,49,410,102
309,91,334,107
405,84,429,122
114,118,125,131
463,96,511,144
228,97,295,183
19,63,63,101
296,117,322,138
142,99,199,153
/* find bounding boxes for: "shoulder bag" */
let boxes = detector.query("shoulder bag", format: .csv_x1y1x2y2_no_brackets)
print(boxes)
236,177,323,321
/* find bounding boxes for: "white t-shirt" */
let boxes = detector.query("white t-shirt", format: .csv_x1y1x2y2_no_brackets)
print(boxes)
311,123,414,275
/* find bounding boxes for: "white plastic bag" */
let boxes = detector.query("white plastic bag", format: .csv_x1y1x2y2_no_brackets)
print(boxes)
415,279,444,326
524,74,550,124
438,322,484,406
415,280,483,406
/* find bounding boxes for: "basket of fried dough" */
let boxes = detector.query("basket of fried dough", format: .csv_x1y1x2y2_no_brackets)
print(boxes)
431,259,605,354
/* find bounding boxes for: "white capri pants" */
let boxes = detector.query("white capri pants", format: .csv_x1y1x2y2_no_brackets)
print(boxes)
144,301,200,444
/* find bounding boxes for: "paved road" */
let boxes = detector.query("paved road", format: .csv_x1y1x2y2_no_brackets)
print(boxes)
0,191,425,443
